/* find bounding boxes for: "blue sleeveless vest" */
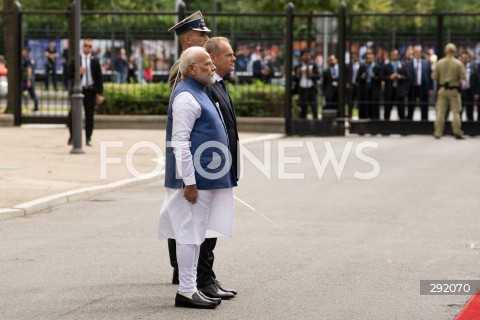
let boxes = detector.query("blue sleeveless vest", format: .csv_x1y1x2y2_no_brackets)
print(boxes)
164,76,237,190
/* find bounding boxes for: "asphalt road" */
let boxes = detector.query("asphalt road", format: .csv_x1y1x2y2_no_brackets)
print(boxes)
1,135,479,320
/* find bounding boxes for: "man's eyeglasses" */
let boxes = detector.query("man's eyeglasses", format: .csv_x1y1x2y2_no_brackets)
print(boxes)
83,45,92,48
191,61,214,68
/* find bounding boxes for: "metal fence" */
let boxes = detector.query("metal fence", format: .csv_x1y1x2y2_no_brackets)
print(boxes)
4,6,480,134
14,9,309,123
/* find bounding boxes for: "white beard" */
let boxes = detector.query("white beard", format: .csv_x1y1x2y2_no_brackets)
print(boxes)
208,73,216,84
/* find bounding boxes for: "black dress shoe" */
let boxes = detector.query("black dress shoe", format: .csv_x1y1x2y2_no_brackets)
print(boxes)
197,291,221,305
454,135,465,140
172,267,179,285
175,291,217,309
199,283,234,299
215,280,237,295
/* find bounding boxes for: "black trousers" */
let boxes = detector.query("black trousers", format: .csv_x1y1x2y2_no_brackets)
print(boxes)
68,88,96,140
168,237,218,287
462,89,476,121
298,87,318,119
384,86,406,120
347,86,358,118
408,86,429,120
22,84,39,111
62,65,69,90
358,85,379,119
45,64,57,91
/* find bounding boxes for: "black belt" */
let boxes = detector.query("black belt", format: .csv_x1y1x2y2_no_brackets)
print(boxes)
83,85,96,91
439,84,460,90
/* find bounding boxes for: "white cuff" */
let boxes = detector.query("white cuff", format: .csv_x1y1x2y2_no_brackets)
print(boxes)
183,176,196,186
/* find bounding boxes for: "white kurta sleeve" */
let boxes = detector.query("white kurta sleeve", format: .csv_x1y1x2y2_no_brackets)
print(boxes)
171,91,201,186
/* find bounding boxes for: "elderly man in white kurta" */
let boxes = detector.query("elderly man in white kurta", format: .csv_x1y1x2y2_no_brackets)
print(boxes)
158,46,237,309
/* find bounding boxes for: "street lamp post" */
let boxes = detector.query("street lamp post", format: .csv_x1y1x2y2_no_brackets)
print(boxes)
70,0,84,154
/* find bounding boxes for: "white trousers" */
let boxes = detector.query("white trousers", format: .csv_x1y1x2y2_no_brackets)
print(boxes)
176,243,200,293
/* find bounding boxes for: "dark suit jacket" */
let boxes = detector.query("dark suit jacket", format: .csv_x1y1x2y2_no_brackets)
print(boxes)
321,65,340,101
68,55,104,95
253,59,274,83
357,63,382,90
382,60,408,96
205,80,239,181
468,63,480,96
346,61,360,87
406,59,432,95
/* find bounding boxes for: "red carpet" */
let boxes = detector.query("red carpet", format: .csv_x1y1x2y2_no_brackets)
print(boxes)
456,291,480,320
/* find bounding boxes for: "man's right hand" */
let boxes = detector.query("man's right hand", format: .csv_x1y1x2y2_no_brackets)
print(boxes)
184,184,197,204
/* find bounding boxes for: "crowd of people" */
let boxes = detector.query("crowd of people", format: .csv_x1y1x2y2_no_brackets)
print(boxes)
21,34,480,125
295,44,480,122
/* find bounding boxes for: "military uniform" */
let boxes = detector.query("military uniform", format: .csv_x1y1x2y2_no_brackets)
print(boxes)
168,59,181,92
168,11,210,92
432,44,466,138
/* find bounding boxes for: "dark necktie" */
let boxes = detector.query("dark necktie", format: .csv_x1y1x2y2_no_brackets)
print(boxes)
416,59,421,86
219,79,227,94
218,79,235,114
85,56,89,86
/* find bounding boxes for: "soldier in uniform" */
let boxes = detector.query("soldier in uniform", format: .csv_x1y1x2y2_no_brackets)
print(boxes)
168,11,210,91
432,43,466,139
22,47,39,112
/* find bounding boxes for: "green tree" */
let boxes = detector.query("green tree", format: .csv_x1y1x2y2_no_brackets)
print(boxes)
0,0,171,10
2,0,479,12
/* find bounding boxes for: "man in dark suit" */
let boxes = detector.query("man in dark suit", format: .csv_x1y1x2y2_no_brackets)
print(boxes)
357,50,382,119
406,45,433,120
346,51,360,118
322,54,339,114
67,38,104,146
470,61,480,122
44,40,58,91
382,49,408,120
200,36,239,300
294,50,320,119
252,48,274,83
460,51,476,121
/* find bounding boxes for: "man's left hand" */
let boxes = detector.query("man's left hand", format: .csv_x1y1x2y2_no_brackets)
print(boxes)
96,95,104,105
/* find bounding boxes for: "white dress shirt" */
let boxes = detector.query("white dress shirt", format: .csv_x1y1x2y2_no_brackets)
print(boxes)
171,91,201,186
352,61,360,84
299,63,314,88
81,53,92,87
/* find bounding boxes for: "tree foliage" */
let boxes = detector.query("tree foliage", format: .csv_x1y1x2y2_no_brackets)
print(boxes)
2,0,479,13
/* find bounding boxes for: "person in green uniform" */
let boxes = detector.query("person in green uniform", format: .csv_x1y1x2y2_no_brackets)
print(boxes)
432,43,466,139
